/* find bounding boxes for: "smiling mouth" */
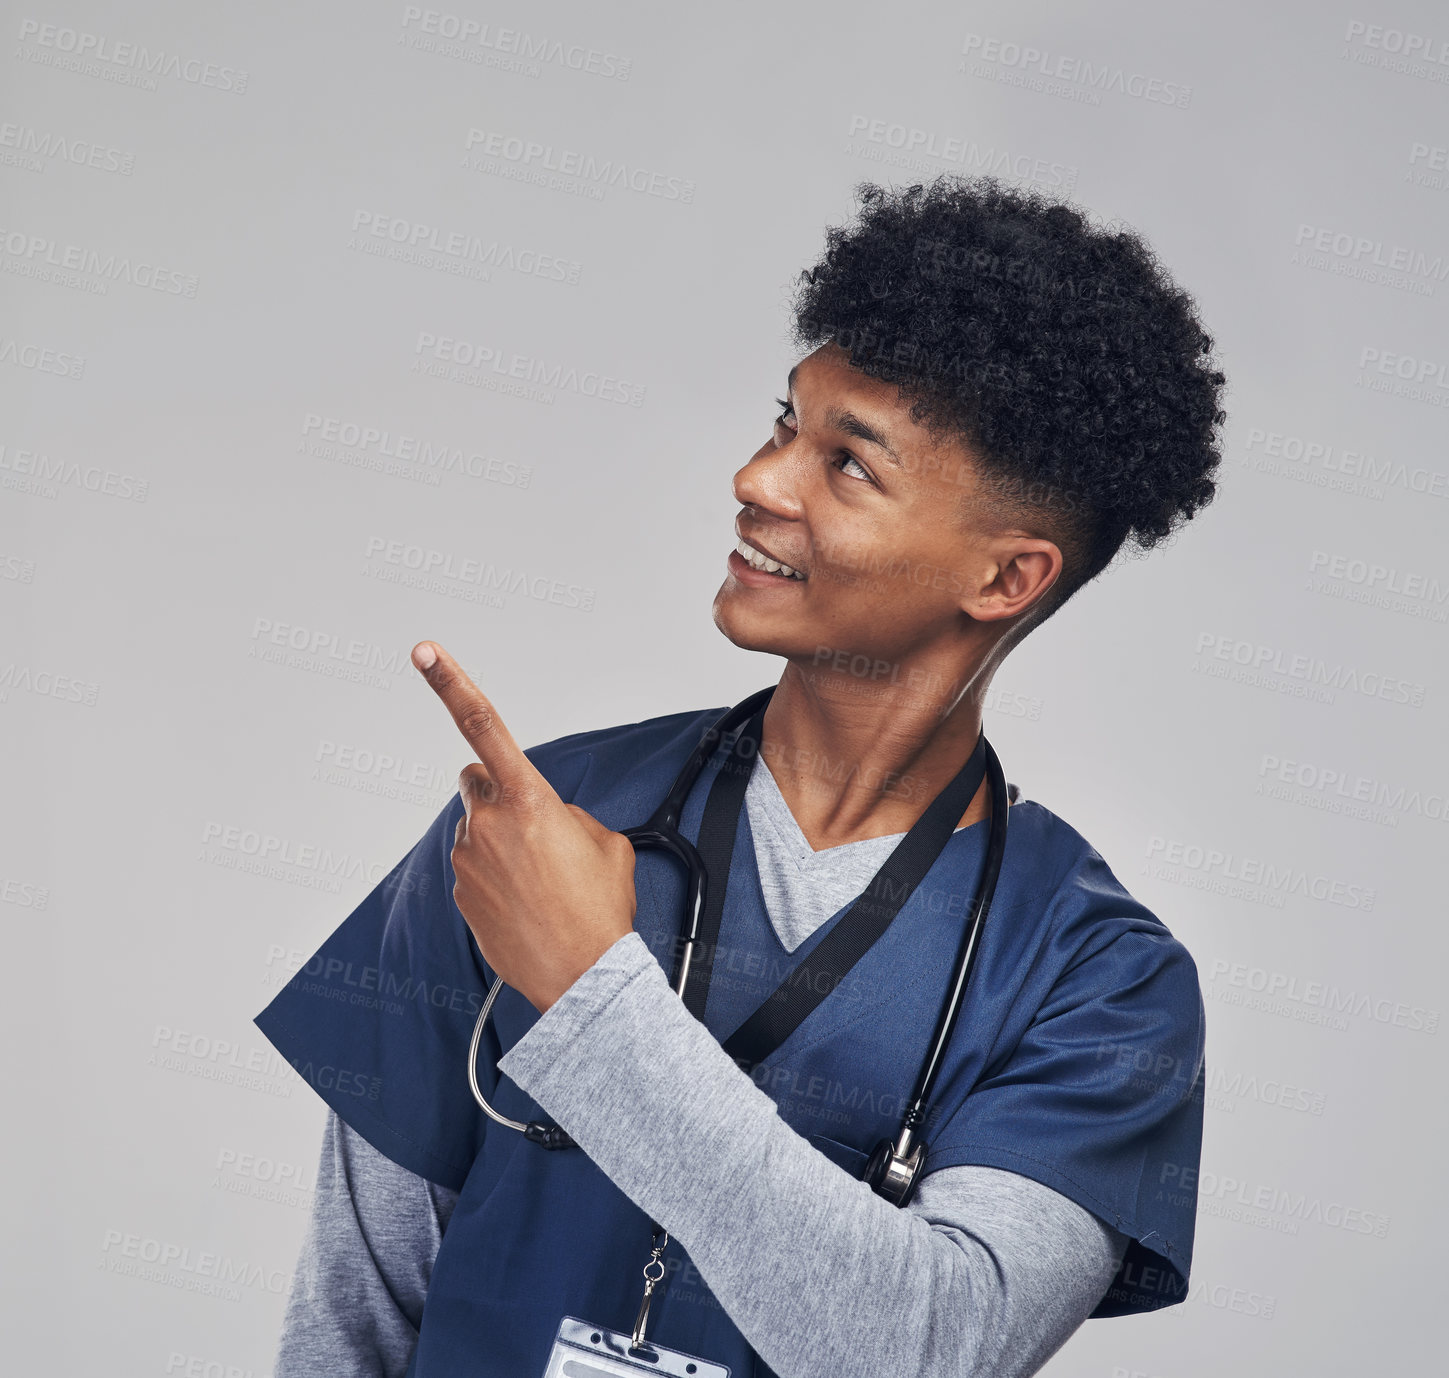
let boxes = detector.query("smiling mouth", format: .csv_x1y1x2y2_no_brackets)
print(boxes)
735,537,806,580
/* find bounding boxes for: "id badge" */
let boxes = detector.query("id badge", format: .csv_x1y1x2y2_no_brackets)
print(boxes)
542,1317,731,1378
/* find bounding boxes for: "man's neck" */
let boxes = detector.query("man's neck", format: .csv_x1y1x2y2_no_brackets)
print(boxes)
756,656,997,851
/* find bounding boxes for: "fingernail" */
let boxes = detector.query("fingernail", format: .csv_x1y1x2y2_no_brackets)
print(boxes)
413,643,437,669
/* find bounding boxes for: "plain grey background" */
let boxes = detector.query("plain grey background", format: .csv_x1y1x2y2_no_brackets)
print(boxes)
2,1,1446,1374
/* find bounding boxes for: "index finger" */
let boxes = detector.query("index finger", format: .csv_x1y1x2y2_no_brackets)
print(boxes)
412,641,545,799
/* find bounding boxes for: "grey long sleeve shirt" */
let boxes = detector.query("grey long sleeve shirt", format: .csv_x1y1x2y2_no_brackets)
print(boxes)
274,761,1130,1376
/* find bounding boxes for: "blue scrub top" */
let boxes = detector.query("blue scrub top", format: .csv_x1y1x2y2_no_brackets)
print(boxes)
255,704,1207,1374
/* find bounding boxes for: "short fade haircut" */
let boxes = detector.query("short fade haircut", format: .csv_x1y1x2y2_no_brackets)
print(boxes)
789,176,1228,629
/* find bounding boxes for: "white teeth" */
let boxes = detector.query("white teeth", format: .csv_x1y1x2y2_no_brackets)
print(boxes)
735,536,804,580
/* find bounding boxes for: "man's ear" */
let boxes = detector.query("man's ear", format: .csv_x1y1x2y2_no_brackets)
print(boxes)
962,538,1063,623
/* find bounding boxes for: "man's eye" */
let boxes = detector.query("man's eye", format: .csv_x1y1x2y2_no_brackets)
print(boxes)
772,398,871,484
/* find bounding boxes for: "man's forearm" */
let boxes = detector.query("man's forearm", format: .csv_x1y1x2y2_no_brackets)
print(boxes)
499,932,1125,1378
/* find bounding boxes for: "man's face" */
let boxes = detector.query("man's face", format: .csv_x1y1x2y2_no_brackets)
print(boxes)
712,344,1024,676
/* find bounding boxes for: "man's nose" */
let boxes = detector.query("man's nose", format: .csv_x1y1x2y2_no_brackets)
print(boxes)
732,443,804,517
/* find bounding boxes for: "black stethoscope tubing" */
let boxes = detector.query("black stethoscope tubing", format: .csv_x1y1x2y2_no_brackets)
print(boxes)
621,685,777,1000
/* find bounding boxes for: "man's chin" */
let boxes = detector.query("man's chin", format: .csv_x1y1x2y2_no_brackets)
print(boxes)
710,592,805,659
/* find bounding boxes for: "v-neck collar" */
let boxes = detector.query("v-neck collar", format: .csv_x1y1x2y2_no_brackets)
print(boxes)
746,754,911,865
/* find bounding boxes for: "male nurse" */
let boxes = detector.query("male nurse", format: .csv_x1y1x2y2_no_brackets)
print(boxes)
256,174,1225,1378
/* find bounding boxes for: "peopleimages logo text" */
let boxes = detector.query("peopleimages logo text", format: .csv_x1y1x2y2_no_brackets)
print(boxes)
16,19,248,92
960,33,1191,106
463,129,695,202
413,332,645,406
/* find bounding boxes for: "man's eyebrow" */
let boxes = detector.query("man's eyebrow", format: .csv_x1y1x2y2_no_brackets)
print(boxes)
784,364,904,468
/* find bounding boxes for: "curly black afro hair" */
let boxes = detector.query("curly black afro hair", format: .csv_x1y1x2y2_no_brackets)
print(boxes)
790,175,1227,627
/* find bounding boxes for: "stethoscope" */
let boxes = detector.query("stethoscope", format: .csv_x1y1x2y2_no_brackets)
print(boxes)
467,684,1010,1207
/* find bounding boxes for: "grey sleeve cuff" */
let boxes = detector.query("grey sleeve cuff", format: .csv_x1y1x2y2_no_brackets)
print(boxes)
499,930,662,1086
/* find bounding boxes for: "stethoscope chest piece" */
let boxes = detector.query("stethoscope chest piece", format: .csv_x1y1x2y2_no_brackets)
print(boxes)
863,1134,925,1207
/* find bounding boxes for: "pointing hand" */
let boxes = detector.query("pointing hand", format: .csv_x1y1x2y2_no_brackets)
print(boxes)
413,640,637,1012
